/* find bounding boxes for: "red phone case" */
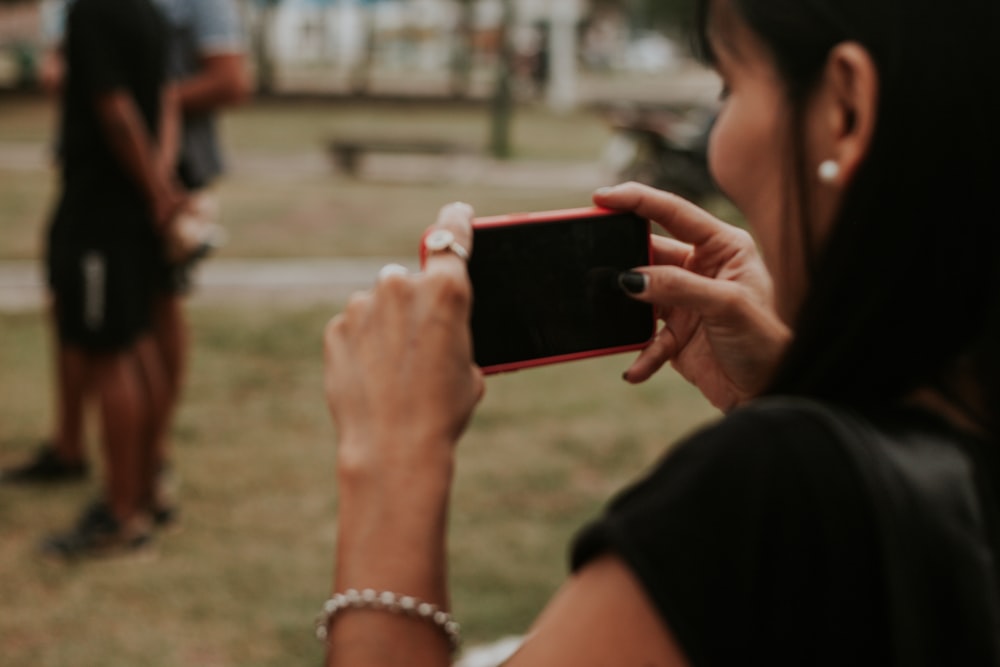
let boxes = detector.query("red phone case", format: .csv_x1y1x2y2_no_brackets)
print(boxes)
421,206,654,374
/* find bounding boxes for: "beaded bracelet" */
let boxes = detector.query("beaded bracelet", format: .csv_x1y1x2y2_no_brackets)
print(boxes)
315,588,461,653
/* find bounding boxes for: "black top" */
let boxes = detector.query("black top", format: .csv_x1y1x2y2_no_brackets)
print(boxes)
59,0,168,209
572,400,999,666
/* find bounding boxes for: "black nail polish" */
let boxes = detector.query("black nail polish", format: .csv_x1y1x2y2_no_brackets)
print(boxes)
618,271,647,295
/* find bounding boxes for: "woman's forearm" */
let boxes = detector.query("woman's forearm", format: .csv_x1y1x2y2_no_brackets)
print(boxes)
320,205,482,665
325,440,455,667
95,90,166,206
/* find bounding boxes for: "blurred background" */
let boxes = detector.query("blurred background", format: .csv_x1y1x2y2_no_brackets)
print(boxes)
0,1,727,665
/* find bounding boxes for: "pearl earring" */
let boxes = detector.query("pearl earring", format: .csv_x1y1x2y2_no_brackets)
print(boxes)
818,160,840,184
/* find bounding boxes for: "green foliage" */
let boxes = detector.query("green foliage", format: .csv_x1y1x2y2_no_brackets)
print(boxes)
595,0,693,31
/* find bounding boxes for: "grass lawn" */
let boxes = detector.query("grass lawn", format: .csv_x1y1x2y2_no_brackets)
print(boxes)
0,305,718,667
0,95,726,665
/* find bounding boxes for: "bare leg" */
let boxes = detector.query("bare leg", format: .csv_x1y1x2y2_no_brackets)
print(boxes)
50,299,88,463
38,345,153,558
54,341,89,462
151,293,187,470
92,346,148,525
4,303,90,482
134,335,170,511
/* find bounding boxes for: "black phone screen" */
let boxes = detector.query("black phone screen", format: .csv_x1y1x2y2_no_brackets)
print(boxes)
468,211,654,371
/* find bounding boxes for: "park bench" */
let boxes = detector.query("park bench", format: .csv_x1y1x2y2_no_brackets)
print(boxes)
326,137,472,178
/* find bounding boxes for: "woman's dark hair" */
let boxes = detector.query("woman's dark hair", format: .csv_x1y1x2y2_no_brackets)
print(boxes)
694,0,1000,440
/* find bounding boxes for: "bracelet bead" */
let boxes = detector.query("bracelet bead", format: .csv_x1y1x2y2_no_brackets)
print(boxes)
315,589,461,654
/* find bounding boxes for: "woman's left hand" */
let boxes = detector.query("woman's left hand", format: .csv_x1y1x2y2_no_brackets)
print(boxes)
323,203,485,486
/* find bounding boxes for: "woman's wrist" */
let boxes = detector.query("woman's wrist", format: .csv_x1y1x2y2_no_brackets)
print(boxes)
333,435,455,593
335,433,456,494
333,503,451,620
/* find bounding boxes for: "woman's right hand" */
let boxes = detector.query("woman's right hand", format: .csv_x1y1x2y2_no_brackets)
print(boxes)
323,203,485,484
595,183,792,412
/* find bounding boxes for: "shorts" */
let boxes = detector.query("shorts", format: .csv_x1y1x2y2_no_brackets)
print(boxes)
47,198,162,352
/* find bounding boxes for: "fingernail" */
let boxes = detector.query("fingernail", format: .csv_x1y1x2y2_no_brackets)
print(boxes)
595,186,617,197
618,271,648,295
622,370,631,382
445,202,472,214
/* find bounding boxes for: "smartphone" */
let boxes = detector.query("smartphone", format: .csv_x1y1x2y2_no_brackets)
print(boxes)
425,207,655,374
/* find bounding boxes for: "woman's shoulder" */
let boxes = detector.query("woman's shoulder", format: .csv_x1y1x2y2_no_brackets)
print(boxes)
621,396,865,503
577,395,883,573
572,396,892,664
634,395,973,496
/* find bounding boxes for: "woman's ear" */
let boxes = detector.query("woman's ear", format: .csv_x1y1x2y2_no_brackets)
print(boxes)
814,42,879,185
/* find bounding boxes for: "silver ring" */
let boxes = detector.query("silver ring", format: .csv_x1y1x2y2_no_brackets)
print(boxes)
424,229,469,262
377,263,409,280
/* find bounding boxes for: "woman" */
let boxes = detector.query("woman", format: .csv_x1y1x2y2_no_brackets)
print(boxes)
320,0,1000,664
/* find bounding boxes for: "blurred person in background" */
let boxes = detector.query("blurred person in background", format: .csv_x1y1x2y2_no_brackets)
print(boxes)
318,0,1000,664
40,0,182,558
141,0,251,526
4,0,249,529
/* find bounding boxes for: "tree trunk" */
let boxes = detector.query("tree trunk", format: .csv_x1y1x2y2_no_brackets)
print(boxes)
350,7,376,96
489,0,515,159
449,0,474,99
252,0,278,96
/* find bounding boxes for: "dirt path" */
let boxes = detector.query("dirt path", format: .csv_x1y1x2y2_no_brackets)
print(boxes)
0,257,420,313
